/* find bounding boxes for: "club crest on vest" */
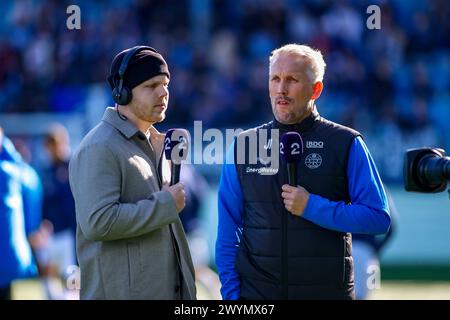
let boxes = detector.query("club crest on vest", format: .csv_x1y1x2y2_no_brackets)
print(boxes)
305,153,322,169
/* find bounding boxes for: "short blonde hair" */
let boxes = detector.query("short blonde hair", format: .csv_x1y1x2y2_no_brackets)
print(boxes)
270,44,326,84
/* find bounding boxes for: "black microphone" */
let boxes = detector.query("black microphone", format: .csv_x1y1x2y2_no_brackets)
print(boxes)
164,128,190,186
280,132,303,186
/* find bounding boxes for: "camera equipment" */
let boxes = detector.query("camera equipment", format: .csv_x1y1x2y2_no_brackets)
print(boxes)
403,147,450,193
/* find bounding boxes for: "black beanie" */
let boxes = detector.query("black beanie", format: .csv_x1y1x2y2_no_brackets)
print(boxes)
107,47,170,91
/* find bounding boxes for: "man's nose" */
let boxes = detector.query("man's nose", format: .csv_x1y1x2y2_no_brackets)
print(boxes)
159,85,169,98
277,80,288,95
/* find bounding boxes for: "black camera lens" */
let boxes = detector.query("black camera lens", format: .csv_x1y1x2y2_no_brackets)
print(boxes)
404,148,450,193
418,153,450,189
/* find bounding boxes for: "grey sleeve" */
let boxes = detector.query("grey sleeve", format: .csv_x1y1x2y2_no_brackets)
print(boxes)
69,144,178,241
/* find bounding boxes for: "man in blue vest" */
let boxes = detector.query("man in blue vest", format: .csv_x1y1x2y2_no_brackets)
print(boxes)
215,44,391,300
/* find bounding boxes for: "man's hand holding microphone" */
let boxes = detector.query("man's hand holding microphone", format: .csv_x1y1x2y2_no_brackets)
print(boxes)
163,183,186,214
280,132,310,216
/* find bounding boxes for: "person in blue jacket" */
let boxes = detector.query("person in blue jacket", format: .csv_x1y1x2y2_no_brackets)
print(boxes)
0,127,43,299
352,190,397,299
215,44,391,300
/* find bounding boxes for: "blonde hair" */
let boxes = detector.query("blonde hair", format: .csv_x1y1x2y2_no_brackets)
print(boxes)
270,44,326,84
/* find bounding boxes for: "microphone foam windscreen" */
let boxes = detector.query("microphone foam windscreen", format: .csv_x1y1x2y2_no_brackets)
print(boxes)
280,132,303,163
164,128,190,162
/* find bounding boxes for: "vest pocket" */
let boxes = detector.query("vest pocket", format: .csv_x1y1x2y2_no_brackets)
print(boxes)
235,248,278,283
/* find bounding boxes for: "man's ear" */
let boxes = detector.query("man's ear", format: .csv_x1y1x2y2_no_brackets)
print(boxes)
311,82,323,100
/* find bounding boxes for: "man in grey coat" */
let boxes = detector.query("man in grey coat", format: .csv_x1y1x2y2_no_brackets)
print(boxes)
69,46,196,299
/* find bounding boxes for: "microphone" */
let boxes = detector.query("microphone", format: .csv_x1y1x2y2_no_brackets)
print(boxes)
280,132,303,186
164,128,190,185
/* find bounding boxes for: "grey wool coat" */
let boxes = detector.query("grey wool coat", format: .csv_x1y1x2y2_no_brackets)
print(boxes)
68,107,196,300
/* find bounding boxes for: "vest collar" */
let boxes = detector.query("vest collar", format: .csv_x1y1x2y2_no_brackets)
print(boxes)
272,107,320,133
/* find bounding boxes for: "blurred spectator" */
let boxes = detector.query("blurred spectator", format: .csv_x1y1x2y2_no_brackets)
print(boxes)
41,123,76,237
0,127,43,299
38,123,77,298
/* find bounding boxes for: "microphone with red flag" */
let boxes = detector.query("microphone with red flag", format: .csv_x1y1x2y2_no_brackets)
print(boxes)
280,132,303,187
164,129,189,186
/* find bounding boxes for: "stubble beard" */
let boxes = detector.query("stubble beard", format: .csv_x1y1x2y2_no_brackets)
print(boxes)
272,100,313,125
